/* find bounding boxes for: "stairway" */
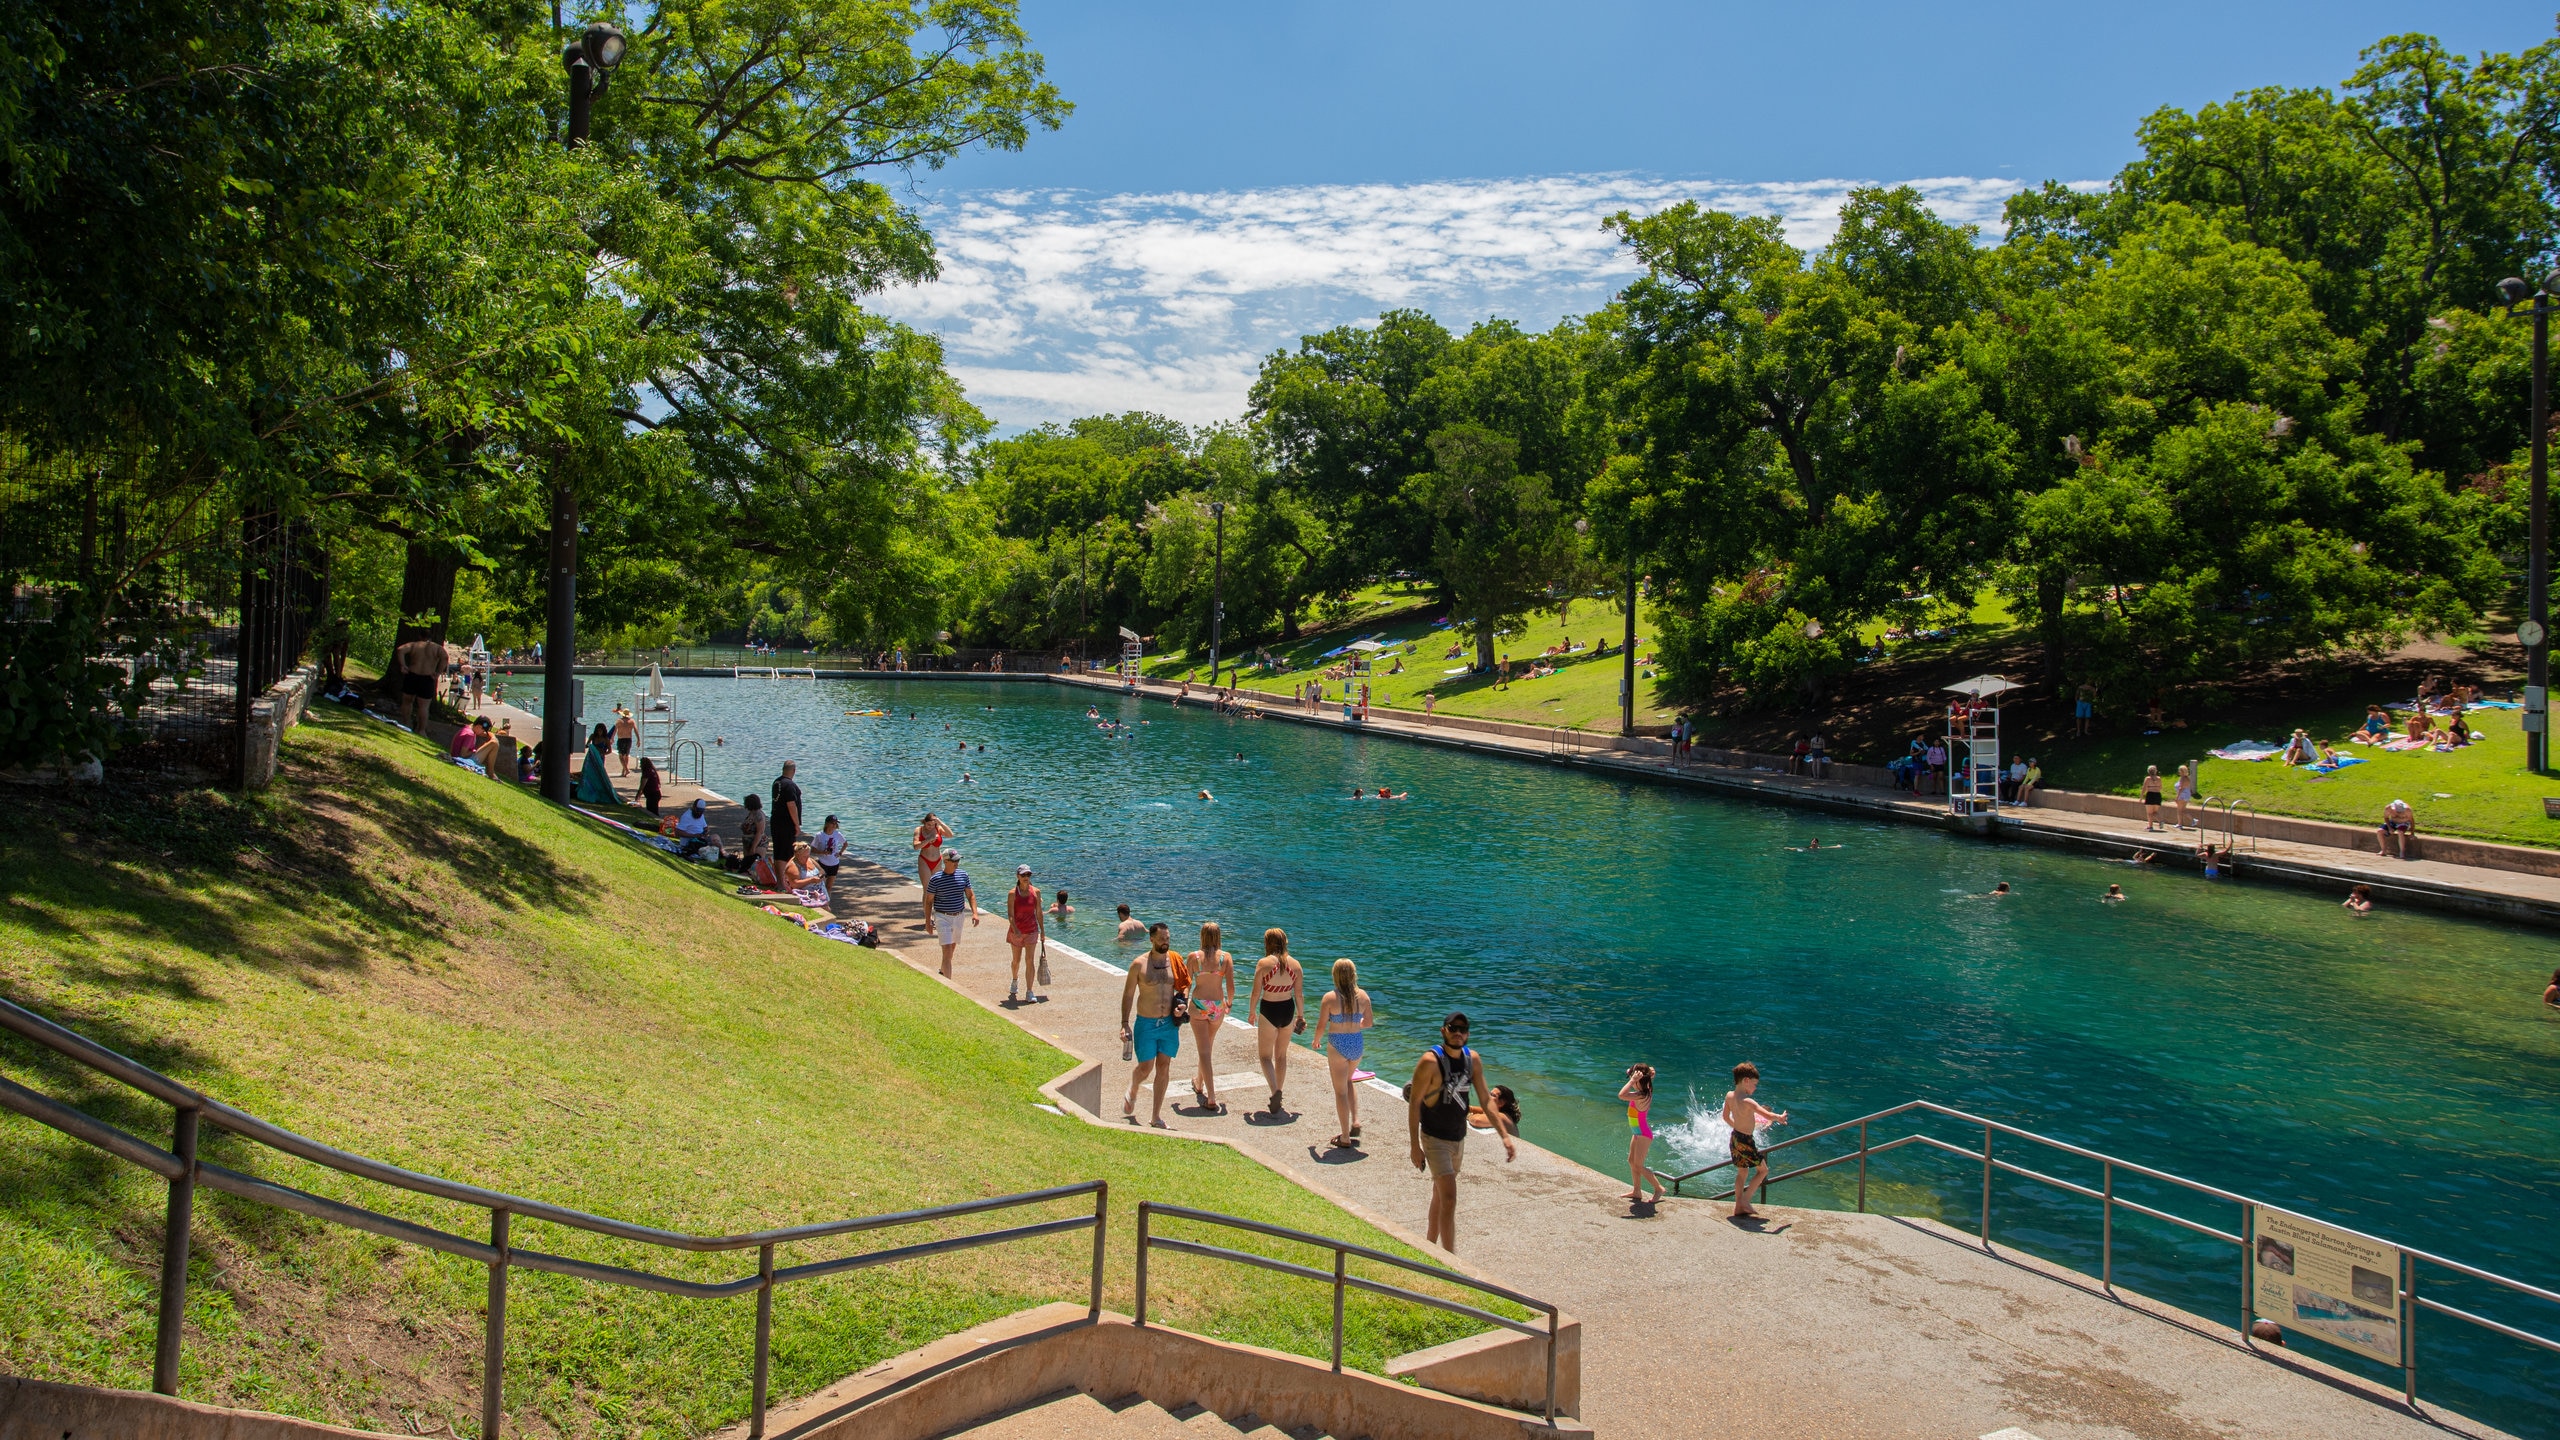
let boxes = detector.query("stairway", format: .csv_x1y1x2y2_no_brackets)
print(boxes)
946,1389,1351,1439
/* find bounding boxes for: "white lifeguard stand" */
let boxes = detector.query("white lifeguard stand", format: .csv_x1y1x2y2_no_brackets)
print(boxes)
635,663,685,763
1118,625,1144,683
1943,675,2024,817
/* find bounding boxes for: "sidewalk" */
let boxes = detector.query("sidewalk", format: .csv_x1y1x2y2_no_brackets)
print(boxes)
635,822,2511,1440
1062,674,2560,929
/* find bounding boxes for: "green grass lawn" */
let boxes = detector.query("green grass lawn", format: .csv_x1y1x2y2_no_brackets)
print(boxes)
2035,697,2560,848
0,709,1495,1438
1148,586,1681,731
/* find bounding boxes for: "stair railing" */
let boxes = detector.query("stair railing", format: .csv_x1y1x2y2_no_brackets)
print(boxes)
1647,1098,2558,1410
0,996,1108,1440
1132,1200,1560,1426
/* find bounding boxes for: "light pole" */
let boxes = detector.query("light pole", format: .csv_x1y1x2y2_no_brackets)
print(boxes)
2501,273,2557,773
540,21,626,803
1207,501,1226,685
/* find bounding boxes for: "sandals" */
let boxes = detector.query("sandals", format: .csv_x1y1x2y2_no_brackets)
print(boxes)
1349,1123,1362,1139
1329,1135,1352,1149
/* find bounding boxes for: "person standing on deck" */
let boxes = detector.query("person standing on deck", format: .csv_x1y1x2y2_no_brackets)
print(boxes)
1005,865,1045,1005
771,761,804,861
1119,924,1187,1127
1407,1012,1514,1252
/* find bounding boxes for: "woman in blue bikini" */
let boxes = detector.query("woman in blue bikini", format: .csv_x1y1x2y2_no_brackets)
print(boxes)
1316,959,1373,1151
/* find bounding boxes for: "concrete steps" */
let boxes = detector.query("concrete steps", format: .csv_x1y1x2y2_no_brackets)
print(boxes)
944,1391,1328,1440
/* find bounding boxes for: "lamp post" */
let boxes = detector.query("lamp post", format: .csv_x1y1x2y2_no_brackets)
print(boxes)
541,22,625,803
1207,501,1226,685
2501,273,2557,774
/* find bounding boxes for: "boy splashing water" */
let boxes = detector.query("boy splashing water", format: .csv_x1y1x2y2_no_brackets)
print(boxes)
1722,1062,1789,1219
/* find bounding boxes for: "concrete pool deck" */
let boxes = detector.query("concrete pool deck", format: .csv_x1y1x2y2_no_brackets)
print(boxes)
569,740,2517,1440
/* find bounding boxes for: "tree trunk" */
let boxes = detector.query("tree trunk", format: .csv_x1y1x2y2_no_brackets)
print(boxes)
1280,603,1300,641
1475,619,1495,672
2037,569,2067,698
392,541,463,648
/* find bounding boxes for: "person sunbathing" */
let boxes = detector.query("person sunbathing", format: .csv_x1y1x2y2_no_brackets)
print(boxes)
2281,729,2316,765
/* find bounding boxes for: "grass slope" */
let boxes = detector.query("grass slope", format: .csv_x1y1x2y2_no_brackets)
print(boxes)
2035,696,2560,848
1149,583,1680,731
0,708,1490,1438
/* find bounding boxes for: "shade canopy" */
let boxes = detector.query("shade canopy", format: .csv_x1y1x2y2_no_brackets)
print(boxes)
1345,639,1387,652
1943,675,2026,699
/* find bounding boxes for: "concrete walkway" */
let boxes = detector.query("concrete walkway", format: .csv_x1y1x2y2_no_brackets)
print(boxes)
628,816,2512,1440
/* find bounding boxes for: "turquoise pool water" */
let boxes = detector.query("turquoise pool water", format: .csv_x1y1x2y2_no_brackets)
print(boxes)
660,677,2559,1431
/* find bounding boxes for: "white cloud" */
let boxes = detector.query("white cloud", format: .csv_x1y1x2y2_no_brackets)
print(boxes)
876,173,2085,430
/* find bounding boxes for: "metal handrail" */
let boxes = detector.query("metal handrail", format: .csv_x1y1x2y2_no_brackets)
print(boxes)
670,738,705,787
0,997,1108,1440
2222,796,2259,855
1644,1098,2558,1408
1133,1201,1562,1426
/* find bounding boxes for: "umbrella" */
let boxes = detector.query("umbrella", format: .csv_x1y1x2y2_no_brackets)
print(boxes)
1345,639,1386,652
646,663,665,701
1943,675,2026,699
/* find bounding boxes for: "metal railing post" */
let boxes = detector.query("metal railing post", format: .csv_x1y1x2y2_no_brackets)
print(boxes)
1856,1120,1868,1213
2101,1162,2114,1291
1330,1247,1346,1374
2240,1204,2253,1339
1980,1123,1994,1245
751,1242,774,1439
483,1209,510,1440
1134,1203,1151,1327
153,1105,198,1395
1089,1183,1108,1322
2403,1254,2418,1406
1544,1308,1558,1426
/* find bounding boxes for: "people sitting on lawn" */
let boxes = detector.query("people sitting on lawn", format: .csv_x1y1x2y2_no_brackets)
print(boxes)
2357,705,2391,741
2446,711,2475,746
2282,729,2316,766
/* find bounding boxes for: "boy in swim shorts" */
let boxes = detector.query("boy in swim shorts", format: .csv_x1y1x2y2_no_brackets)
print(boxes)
1722,1061,1789,1219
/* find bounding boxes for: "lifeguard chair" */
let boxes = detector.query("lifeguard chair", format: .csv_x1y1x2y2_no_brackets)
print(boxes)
1118,626,1144,686
1943,675,2024,816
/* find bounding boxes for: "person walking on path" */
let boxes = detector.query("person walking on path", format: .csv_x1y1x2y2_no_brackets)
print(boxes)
1005,865,1046,1005
1721,1061,1789,1220
1407,1013,1513,1252
1620,1063,1663,1204
2141,765,2165,831
1186,922,1236,1113
612,706,638,776
1119,923,1189,1127
2173,763,2198,829
1252,928,1306,1117
637,756,662,817
925,851,978,977
771,761,804,861
1315,959,1373,1149
573,724,619,805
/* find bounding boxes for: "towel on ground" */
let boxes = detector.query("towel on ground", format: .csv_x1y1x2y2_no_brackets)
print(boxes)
2208,739,2283,760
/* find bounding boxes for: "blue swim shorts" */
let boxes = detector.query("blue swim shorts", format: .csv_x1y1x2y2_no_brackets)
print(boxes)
1133,1014,1182,1063
2074,701,2093,718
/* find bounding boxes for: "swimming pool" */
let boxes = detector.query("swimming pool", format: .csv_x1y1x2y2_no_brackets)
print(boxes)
663,676,2560,1431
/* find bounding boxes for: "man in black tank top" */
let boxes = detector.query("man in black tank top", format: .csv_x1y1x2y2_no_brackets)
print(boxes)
1407,1012,1514,1253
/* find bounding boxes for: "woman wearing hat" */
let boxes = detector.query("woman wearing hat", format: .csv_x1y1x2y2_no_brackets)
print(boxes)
1005,864,1046,1005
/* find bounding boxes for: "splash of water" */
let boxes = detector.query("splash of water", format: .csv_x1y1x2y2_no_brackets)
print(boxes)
1653,1084,1768,1175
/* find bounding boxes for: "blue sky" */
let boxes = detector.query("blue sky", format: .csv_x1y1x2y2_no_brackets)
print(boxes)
876,2,2554,428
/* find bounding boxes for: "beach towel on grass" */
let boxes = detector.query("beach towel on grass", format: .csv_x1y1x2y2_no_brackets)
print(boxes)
2209,739,2283,760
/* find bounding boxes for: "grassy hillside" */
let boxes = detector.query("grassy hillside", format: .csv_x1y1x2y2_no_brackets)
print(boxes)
1148,583,1682,731
0,707,1488,1438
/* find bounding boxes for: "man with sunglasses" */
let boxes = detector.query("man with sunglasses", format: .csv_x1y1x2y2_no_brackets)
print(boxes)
1407,1012,1515,1252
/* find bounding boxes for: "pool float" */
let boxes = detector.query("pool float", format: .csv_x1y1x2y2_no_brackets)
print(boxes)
845,709,887,716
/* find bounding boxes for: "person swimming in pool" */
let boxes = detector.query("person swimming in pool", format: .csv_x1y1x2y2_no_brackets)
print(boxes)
2102,884,2125,903
1198,788,1213,801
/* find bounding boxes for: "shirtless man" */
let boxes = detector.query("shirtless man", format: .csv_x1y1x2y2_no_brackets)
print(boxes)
612,706,638,776
1722,1061,1789,1219
391,635,445,729
2378,798,2417,860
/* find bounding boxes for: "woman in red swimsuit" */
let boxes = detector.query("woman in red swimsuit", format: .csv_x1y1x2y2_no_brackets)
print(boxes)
1005,865,1045,1005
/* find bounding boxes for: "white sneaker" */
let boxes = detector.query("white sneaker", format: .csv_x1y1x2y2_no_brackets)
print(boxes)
1007,984,1019,1002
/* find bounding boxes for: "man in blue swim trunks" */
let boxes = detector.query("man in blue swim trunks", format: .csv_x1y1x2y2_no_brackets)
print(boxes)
1119,923,1190,1128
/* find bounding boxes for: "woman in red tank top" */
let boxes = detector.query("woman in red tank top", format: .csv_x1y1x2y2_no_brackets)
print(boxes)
1005,866,1046,1005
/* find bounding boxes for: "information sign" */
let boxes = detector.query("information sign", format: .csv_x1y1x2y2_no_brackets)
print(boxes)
2251,1206,2401,1365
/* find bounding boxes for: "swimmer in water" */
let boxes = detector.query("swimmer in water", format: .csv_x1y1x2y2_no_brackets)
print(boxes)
1198,788,1213,801
1985,882,2011,897
1088,707,1099,719
2102,883,2125,902
961,772,973,784
2343,884,2373,915
1784,837,1838,851
1350,786,1364,799
2114,850,2160,865
714,736,725,746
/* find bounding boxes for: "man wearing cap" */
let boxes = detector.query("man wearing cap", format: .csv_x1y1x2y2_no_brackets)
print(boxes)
924,850,978,977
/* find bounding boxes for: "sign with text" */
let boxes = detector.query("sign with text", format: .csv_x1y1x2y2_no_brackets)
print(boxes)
2252,1206,2402,1365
